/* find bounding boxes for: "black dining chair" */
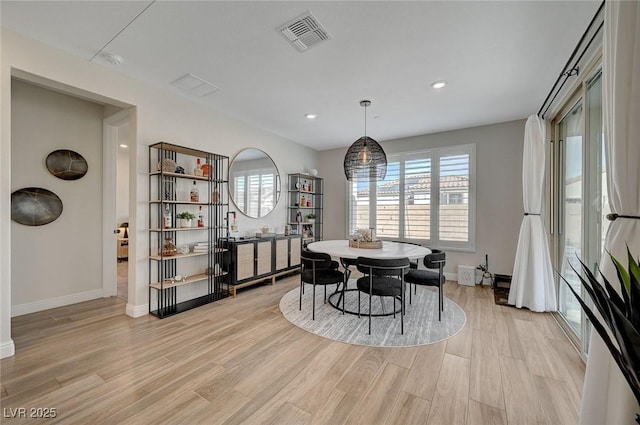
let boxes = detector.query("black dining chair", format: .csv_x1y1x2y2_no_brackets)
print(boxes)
300,250,345,319
404,249,446,320
355,256,410,335
391,240,421,269
340,257,357,283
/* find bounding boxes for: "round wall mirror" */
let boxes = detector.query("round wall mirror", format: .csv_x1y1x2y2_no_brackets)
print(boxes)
229,148,280,218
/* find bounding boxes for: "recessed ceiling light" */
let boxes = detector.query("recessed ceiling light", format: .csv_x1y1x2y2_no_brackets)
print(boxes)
305,114,317,119
431,80,447,89
119,144,128,148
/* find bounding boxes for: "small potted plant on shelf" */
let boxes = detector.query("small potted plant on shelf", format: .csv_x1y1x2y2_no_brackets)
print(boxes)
176,211,195,228
306,213,316,223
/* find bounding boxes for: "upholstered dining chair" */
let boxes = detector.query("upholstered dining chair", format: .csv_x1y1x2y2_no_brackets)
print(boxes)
404,249,446,320
355,256,410,335
340,257,357,283
300,250,345,319
391,240,421,269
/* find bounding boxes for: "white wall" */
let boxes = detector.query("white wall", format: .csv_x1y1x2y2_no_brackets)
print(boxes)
319,119,525,276
1,29,319,357
10,80,104,311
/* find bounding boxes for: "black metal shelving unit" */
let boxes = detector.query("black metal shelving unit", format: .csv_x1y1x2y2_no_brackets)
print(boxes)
148,142,229,318
287,173,323,246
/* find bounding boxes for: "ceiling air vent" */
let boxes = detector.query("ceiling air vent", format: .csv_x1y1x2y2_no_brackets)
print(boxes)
278,12,331,53
170,73,220,97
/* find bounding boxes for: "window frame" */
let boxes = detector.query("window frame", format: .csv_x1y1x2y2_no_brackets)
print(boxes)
346,143,476,252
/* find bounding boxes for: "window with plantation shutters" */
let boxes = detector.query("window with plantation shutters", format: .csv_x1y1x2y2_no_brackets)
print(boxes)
439,150,471,242
233,175,246,213
376,160,401,238
347,144,475,251
404,154,432,240
232,169,276,217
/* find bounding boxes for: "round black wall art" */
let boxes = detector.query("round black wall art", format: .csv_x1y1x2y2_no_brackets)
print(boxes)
45,149,88,180
11,187,63,226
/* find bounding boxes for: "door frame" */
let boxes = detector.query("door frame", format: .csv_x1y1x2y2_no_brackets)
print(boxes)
550,60,604,359
103,109,133,298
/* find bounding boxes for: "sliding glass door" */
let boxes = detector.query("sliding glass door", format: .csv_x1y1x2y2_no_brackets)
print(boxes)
557,100,584,338
554,69,606,354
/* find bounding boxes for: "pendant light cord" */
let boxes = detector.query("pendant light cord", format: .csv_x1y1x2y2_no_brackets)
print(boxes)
364,102,367,140
363,101,369,148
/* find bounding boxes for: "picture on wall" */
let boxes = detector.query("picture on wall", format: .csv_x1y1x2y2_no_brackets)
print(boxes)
11,187,63,226
45,149,88,180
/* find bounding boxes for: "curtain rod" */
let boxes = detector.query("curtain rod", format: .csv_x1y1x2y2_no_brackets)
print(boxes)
537,0,605,118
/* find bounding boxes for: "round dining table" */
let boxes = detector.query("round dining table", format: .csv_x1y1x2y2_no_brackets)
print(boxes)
306,239,431,316
307,239,431,260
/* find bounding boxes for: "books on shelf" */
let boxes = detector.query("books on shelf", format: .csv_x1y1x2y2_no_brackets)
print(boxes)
193,241,213,252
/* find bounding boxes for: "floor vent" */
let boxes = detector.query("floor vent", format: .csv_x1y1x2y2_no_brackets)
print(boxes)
278,12,331,53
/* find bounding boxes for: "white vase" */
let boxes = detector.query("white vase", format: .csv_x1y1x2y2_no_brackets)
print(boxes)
178,218,192,228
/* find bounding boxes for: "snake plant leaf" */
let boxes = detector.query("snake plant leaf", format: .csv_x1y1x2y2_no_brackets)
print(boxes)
561,274,640,402
609,304,640,394
611,251,631,296
573,261,615,329
587,258,628,315
561,273,640,405
628,249,640,332
562,250,640,417
628,248,640,289
604,273,627,315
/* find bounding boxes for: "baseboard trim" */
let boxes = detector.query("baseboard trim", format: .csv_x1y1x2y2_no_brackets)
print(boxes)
446,272,457,281
11,289,104,317
126,303,148,318
0,339,16,358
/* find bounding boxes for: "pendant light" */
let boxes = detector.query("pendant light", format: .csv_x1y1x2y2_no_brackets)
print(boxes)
343,100,387,181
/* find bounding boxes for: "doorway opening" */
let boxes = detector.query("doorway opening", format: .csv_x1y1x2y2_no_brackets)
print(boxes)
116,131,131,300
103,110,134,304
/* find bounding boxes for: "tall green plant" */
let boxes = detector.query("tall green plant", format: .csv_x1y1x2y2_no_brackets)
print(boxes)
561,247,640,423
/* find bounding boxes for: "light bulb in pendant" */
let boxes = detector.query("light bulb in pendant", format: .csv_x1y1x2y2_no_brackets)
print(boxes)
358,144,372,164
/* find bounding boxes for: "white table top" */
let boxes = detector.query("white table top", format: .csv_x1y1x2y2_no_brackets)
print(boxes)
307,240,431,260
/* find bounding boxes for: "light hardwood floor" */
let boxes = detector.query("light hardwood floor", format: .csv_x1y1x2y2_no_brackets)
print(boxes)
1,277,584,425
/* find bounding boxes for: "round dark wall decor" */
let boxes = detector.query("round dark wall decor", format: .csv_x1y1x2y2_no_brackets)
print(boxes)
46,149,88,180
11,187,63,226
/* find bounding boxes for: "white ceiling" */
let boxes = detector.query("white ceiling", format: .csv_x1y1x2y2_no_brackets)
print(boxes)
1,1,601,151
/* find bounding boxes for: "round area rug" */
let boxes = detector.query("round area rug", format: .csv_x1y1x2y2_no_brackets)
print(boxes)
279,281,466,347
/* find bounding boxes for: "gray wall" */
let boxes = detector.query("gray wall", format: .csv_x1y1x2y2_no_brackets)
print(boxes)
319,119,525,276
11,80,104,309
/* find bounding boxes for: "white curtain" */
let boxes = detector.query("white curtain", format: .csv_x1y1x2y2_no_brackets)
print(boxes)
508,114,557,312
580,1,640,424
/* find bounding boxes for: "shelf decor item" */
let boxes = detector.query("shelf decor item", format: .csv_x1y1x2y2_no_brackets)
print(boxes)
162,235,177,256
343,100,387,181
176,211,195,228
46,149,88,180
157,157,176,172
190,181,199,202
201,160,211,177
